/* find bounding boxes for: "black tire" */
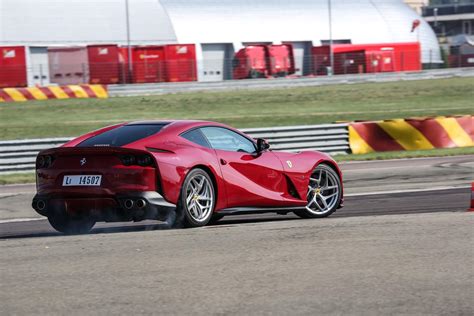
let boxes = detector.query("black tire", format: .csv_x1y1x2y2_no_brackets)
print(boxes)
209,213,225,224
294,164,342,219
173,168,216,228
48,214,96,235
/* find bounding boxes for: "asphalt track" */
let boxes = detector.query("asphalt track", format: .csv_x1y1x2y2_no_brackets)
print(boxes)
1,155,473,315
0,155,472,236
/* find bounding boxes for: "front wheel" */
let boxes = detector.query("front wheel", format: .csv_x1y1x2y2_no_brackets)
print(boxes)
174,168,216,228
294,164,342,219
48,214,96,234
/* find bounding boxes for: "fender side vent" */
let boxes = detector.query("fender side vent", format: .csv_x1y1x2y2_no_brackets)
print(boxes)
284,174,301,199
146,147,174,153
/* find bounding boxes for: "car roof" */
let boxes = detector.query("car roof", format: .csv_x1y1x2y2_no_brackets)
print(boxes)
126,120,230,132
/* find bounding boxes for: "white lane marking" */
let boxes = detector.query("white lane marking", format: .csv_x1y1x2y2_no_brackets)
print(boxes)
0,186,471,225
0,218,44,224
345,185,471,197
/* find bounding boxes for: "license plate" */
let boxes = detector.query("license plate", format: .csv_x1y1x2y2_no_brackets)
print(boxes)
63,175,102,186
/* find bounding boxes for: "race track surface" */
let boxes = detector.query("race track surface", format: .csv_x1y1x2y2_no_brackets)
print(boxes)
1,155,473,315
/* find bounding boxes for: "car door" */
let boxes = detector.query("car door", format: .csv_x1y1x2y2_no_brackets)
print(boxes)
200,126,286,208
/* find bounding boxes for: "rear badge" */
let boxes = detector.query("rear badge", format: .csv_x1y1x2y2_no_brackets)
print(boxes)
286,160,293,168
80,158,87,166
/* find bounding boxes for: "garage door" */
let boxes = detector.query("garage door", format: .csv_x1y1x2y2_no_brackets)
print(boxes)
29,47,50,86
201,44,233,82
284,41,312,76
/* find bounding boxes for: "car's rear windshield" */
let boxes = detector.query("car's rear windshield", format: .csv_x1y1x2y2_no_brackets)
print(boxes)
78,124,168,147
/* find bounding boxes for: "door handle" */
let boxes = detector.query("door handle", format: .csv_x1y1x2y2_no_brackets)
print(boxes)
220,158,227,165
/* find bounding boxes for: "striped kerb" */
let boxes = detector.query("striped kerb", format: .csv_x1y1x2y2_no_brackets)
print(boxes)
0,85,108,103
349,116,474,154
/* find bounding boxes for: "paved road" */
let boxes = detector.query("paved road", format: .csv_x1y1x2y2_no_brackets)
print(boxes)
1,212,473,315
0,187,469,239
1,155,472,222
1,155,473,315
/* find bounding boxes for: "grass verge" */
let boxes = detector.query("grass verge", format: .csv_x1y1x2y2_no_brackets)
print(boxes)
1,77,473,140
0,173,36,186
1,147,472,185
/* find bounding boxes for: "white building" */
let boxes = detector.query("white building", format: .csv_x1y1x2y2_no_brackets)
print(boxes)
0,0,441,83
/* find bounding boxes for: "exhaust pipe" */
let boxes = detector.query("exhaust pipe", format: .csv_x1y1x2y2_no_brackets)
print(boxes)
135,199,146,209
36,200,46,211
124,199,134,210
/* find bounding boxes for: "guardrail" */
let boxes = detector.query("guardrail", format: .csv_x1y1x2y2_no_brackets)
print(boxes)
0,138,73,173
0,123,349,174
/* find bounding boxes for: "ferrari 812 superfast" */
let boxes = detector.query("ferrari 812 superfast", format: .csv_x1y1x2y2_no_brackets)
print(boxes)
32,120,343,233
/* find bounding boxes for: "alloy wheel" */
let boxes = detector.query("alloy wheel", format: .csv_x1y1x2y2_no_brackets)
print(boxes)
185,173,214,223
305,167,340,215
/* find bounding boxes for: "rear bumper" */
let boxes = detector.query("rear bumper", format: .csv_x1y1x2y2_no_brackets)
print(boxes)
32,191,176,222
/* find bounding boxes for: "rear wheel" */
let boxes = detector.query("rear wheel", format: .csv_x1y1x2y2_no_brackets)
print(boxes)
174,168,216,228
294,164,342,219
48,214,96,234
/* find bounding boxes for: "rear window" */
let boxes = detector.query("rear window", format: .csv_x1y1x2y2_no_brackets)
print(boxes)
78,124,167,147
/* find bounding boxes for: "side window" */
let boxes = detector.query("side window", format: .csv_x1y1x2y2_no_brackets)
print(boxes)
181,129,211,148
201,127,256,153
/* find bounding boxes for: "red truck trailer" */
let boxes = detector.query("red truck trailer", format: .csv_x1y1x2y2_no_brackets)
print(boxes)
312,42,421,75
129,46,166,84
119,44,196,84
87,44,121,84
164,44,197,82
233,44,295,79
0,46,27,88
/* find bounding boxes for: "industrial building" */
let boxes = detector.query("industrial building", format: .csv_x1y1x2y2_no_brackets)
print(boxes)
0,0,441,85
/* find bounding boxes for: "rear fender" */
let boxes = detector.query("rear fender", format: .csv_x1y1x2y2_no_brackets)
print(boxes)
151,145,226,210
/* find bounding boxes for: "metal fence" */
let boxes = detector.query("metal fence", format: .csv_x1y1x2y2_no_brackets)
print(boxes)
0,124,349,174
4,49,457,87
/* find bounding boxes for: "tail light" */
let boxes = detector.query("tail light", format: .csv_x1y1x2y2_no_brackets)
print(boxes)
120,154,154,167
36,155,54,169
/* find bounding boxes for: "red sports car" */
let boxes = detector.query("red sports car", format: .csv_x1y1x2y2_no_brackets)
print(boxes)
32,120,343,234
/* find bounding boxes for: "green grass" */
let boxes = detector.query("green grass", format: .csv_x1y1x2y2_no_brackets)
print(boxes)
1,77,473,140
0,173,36,185
2,147,473,185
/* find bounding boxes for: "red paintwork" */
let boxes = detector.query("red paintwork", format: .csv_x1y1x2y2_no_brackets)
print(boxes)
0,46,27,88
312,42,421,75
87,44,121,84
36,121,343,216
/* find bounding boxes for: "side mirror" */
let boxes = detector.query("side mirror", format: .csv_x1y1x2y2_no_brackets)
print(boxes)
256,138,270,153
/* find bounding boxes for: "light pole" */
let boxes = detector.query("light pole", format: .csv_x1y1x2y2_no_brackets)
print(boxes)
328,0,334,76
125,0,133,82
